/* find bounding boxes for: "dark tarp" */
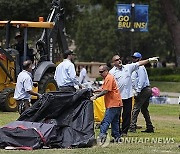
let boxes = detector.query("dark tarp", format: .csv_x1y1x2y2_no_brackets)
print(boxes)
5,121,57,146
0,89,95,149
0,127,44,150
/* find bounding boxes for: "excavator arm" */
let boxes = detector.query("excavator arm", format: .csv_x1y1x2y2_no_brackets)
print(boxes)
36,0,69,63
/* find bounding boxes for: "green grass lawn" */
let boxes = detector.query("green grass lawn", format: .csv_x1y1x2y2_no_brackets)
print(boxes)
0,104,180,154
150,81,180,93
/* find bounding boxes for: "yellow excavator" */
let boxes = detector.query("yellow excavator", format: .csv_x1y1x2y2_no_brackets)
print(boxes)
0,0,69,112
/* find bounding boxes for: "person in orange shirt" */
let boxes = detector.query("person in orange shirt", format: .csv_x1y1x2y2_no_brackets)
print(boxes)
91,65,123,144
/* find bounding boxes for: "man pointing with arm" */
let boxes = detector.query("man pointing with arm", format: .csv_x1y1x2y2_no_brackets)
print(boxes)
109,54,158,136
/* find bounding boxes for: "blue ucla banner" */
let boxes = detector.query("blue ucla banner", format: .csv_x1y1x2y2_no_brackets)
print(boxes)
117,4,149,32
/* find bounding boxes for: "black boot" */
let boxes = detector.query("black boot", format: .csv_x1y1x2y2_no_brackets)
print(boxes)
141,128,154,133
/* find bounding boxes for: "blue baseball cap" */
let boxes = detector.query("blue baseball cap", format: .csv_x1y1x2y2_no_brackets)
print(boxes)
132,52,142,58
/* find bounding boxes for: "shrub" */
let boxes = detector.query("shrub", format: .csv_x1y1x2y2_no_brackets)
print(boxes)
149,75,180,82
147,68,180,76
147,67,180,82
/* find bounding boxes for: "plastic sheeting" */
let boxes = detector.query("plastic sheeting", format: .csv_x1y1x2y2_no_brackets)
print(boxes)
0,89,95,149
5,121,57,146
0,126,44,150
93,96,105,122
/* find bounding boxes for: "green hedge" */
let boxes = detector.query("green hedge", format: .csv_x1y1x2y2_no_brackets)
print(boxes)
147,68,180,82
147,68,180,76
149,75,180,82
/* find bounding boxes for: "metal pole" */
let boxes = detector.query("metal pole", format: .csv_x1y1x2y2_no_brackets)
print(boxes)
23,28,28,62
130,3,135,55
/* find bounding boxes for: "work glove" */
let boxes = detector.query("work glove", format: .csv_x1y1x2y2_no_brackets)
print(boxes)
148,57,159,63
90,95,97,101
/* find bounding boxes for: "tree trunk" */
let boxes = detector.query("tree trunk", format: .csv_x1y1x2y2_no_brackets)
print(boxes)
160,0,180,67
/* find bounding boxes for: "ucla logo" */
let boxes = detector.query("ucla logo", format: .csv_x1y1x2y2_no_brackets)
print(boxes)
118,8,130,13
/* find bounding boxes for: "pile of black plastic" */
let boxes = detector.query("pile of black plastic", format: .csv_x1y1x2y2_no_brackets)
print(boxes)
0,89,95,150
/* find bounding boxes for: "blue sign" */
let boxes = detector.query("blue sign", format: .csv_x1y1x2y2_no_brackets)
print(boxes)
117,4,149,32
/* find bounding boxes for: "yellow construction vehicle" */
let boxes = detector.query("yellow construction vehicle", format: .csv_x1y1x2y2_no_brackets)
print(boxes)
0,0,69,111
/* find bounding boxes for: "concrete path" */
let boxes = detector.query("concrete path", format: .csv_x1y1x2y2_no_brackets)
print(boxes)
151,92,180,104
160,92,180,97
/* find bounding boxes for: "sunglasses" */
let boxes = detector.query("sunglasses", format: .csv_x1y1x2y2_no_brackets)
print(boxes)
114,58,120,61
99,70,105,74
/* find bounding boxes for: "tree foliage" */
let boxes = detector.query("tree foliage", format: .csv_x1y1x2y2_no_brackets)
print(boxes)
73,0,174,62
0,0,179,65
74,7,118,62
0,0,49,21
159,0,180,66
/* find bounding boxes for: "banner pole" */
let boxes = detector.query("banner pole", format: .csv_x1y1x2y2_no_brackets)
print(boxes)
130,3,135,55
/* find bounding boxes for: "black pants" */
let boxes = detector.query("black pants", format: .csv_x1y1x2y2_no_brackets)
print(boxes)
16,99,30,115
130,87,154,130
58,86,76,93
122,97,133,134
